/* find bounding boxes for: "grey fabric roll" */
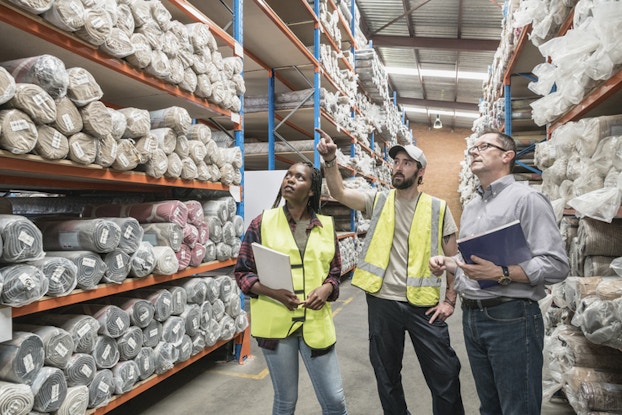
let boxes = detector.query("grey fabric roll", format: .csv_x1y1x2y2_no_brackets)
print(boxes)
62,353,96,387
232,215,244,237
202,199,229,224
129,241,157,278
204,319,220,347
219,315,236,342
133,347,156,380
149,106,191,136
203,276,219,303
30,366,67,412
235,312,249,334
0,331,44,385
176,334,193,363
205,216,222,243
111,360,139,394
91,335,119,369
41,0,85,32
142,222,182,251
52,96,83,136
35,314,99,354
64,304,129,339
44,251,106,290
102,249,131,284
116,326,143,361
1,55,67,100
102,217,143,255
75,8,112,46
153,342,178,375
225,296,242,318
118,107,151,139
12,324,74,369
211,299,225,322
0,380,34,415
8,83,56,124
160,316,185,346
178,278,208,305
215,242,233,262
203,240,216,263
162,285,187,316
39,218,122,254
180,304,201,338
79,101,113,139
87,369,113,409
34,125,69,160
66,67,103,107
216,275,235,302
199,301,212,330
105,297,154,329
68,132,98,165
0,66,16,106
0,214,44,263
141,320,162,348
0,109,37,155
191,332,206,356
133,289,173,322
54,385,88,415
0,264,47,307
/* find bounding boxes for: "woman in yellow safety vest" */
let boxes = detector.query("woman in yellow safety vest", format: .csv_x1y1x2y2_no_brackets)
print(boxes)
234,161,348,415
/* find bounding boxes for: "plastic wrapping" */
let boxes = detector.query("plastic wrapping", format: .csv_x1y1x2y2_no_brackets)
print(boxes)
142,223,183,251
133,347,156,380
66,67,103,107
87,369,113,408
35,314,99,354
41,0,85,32
105,297,154,329
151,245,179,275
0,264,48,307
55,385,88,415
568,187,622,223
112,360,139,394
45,250,106,290
133,288,173,322
0,331,44,385
153,341,178,374
129,241,157,278
0,380,34,415
39,218,122,254
141,320,162,348
0,109,38,155
0,66,16,106
1,55,68,100
12,324,74,369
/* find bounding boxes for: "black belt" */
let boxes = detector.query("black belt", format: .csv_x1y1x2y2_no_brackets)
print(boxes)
461,296,523,309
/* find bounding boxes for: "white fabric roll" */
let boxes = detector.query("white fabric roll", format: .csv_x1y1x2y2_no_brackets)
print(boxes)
12,324,74,369
116,4,135,37
0,332,44,385
142,223,183,252
180,157,198,180
118,107,151,139
235,312,249,334
149,106,192,136
0,66,16,106
125,33,153,69
104,217,144,255
54,385,88,415
108,108,127,140
100,27,135,58
6,0,53,14
129,241,157,278
0,109,38,155
175,133,189,158
0,264,48,307
41,0,85,32
0,380,34,415
111,138,140,171
30,366,67,412
144,147,169,179
151,245,179,275
151,127,177,155
62,353,96,387
166,152,183,178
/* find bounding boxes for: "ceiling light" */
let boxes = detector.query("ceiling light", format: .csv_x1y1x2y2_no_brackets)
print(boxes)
433,115,442,129
385,67,489,81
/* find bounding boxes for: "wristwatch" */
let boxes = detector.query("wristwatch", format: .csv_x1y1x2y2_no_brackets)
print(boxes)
498,266,512,286
324,157,337,168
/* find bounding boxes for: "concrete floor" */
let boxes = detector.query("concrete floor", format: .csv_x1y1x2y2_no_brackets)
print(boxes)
108,279,577,414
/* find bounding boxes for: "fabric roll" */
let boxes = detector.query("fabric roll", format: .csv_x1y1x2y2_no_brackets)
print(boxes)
180,157,198,180
62,353,96,386
125,33,153,69
41,0,85,32
12,324,74,369
195,160,211,182
578,218,622,257
144,147,168,179
219,163,235,185
205,216,223,243
175,243,191,271
104,297,154,329
187,141,207,164
116,3,135,36
175,134,189,158
180,304,201,338
108,107,127,140
0,109,38,155
8,83,56,124
75,8,112,46
129,241,157,278
190,243,206,267
91,335,120,370
179,67,197,92
80,101,113,139
163,56,184,85
232,215,244,237
149,106,192,136
141,320,162,348
0,332,44,385
211,299,225,322
103,217,143,255
102,249,131,284
87,369,113,409
35,314,99,354
34,125,69,160
215,242,233,262
216,275,235,302
166,152,183,178
64,304,129,339
187,123,212,144
219,315,235,341
191,332,205,356
111,360,139,394
129,200,188,227
54,385,88,415
6,0,53,13
194,74,212,98
162,285,187,316
197,222,210,245
136,21,163,50
222,221,236,245
30,366,67,413
44,251,106,290
153,342,178,375
0,380,34,415
204,139,220,165
116,326,143,361
133,133,157,164
203,276,219,303
231,239,241,258
144,50,170,79
133,347,156,380
95,134,118,168
0,264,48,307
1,55,68,100
53,96,83,136
68,132,98,165
199,301,212,330
203,240,216,263
133,289,173,322
225,296,241,318
110,139,140,171
39,218,122,253
151,127,177,155
220,147,242,168
204,319,220,347
205,163,221,183
0,66,16,106
235,312,249,333
202,199,229,224
118,107,151,139
176,334,193,363
179,278,208,305
142,222,183,252
584,256,617,277
0,214,44,263
66,67,103,107
161,316,185,346
151,246,179,275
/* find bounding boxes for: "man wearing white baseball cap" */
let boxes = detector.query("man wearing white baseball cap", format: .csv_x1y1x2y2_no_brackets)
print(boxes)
316,129,464,415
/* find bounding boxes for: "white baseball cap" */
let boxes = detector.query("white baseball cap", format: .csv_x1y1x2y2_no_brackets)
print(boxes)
389,144,427,168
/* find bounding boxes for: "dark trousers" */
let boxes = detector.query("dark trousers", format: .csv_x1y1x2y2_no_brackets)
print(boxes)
366,294,464,415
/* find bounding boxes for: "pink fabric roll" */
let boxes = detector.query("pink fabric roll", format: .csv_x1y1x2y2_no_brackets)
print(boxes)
190,243,206,267
175,244,191,271
126,200,188,227
183,224,198,248
184,200,204,226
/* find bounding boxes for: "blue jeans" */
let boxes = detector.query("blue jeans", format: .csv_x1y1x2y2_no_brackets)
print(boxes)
367,295,464,415
462,299,544,415
261,335,347,415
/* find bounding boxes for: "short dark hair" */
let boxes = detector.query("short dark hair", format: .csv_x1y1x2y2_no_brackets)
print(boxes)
483,130,517,170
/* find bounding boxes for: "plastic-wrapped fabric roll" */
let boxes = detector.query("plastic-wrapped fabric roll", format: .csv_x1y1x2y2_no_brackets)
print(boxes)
151,127,176,155
200,301,212,330
219,315,236,341
34,125,69,160
179,67,197,93
0,264,48,307
196,160,211,182
64,304,129,339
0,332,44,385
162,285,187,316
133,347,156,380
191,332,205,356
190,243,206,267
39,218,122,254
130,200,188,228
183,223,199,248
186,141,207,164
87,369,113,409
214,275,233,302
80,101,113,139
202,199,229,224
166,152,183,178
196,221,209,244
44,251,106,290
215,242,233,262
174,133,191,157
116,326,143,361
35,314,99,354
91,335,119,370
6,0,53,13
144,50,170,79
125,33,152,70
235,311,249,334
205,216,222,243
115,3,134,36
144,147,168,179
1,55,67,100
129,241,156,278
41,0,85,32
153,342,178,375
118,107,151,139
203,277,219,303
105,297,154,329
53,96,83,136
178,278,208,305
75,8,112,46
102,217,143,255
67,132,98,165
108,107,126,140
149,106,192,136
7,83,56,124
55,385,88,415
102,249,131,284
232,215,244,237
133,133,157,164
151,245,179,275
187,123,212,144
175,243,191,271
176,334,193,363
30,366,67,412
96,133,119,167
66,67,103,107
101,27,135,58
180,304,201,337
0,380,34,415
204,319,220,347
225,296,242,318
0,66,16,106
112,360,139,394
12,324,74,369
203,240,216,263
231,239,241,258
141,320,161,348
133,289,173,322
221,221,236,245
0,214,44,263
161,316,185,346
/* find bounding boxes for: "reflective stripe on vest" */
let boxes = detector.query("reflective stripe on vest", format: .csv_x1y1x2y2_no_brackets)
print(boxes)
352,191,445,306
250,208,336,349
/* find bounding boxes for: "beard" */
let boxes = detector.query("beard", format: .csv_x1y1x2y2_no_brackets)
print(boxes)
392,173,417,189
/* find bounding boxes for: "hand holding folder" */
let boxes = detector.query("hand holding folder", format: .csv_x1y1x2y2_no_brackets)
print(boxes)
251,242,294,292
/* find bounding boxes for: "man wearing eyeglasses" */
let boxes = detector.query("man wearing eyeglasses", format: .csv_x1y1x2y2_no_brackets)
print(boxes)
317,128,465,415
430,131,569,415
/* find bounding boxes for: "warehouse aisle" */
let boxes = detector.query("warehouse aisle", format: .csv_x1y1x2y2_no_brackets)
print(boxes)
109,279,576,414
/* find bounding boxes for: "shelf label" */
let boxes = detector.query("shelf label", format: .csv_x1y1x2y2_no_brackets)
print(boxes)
231,112,241,124
229,185,241,202
234,42,244,57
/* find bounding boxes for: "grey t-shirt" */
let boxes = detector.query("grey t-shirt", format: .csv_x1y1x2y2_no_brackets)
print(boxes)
362,190,458,301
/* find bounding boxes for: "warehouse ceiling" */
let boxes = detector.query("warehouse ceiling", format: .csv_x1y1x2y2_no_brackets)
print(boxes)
354,0,504,131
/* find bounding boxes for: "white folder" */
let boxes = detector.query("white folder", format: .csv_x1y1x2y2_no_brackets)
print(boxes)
251,242,294,292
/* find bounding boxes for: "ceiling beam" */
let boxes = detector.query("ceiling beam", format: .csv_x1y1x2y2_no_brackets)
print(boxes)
371,35,499,51
397,98,479,112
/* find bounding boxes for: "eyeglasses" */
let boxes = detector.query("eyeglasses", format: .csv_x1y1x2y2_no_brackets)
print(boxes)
467,142,508,155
